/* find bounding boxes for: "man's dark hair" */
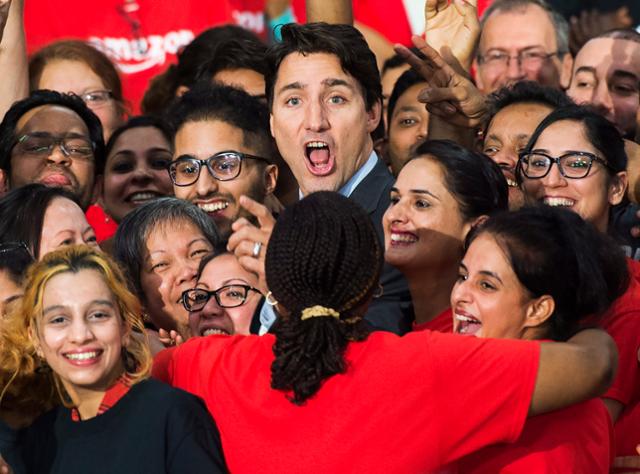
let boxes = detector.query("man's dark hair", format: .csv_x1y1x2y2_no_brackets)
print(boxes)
265,22,382,112
0,89,106,176
166,83,276,162
409,140,509,220
467,205,629,340
141,25,264,115
0,183,80,260
113,197,221,300
267,191,381,405
193,37,267,88
485,81,574,129
387,69,426,131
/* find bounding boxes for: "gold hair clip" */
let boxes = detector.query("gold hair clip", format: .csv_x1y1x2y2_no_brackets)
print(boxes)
300,305,340,321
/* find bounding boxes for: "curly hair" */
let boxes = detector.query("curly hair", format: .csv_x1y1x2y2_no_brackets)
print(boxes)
0,245,152,417
266,192,382,405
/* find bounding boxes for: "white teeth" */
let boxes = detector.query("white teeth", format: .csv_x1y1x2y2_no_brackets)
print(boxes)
455,314,480,324
202,328,229,336
544,197,575,207
506,178,518,187
65,351,99,360
199,202,229,213
390,233,417,243
129,192,159,203
306,141,328,148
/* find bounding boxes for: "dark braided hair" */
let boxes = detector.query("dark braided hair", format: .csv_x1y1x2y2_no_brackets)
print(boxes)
266,192,382,405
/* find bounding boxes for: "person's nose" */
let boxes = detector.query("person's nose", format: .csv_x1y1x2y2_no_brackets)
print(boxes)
303,99,330,132
46,143,72,166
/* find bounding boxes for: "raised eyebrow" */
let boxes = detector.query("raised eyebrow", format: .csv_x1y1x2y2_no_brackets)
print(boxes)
277,81,305,96
574,66,597,76
322,78,355,90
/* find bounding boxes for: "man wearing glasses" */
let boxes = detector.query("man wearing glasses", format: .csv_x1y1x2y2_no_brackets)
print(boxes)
474,0,573,94
167,84,278,239
0,90,105,210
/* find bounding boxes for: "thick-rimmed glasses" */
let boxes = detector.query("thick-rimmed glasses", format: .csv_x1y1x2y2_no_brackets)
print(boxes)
477,50,560,70
168,151,270,186
13,134,95,161
182,284,262,312
517,151,613,180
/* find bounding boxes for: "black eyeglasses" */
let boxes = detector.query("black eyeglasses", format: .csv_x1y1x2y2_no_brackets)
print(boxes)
0,241,35,261
517,151,613,180
13,134,95,160
168,151,270,186
182,284,262,312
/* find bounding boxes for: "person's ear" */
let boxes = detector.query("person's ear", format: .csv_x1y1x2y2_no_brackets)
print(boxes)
608,171,628,206
461,215,488,241
264,164,278,196
0,168,9,195
175,85,189,98
523,294,555,330
366,100,382,133
94,174,105,207
559,53,574,90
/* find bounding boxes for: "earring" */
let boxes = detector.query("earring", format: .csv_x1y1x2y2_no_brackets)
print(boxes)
373,284,384,298
266,291,279,306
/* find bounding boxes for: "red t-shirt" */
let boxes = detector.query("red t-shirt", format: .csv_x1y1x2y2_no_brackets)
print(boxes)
453,398,613,473
24,0,266,112
154,330,539,473
599,258,640,456
413,307,453,333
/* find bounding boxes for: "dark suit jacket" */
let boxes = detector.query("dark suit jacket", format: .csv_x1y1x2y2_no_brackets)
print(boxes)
350,157,414,334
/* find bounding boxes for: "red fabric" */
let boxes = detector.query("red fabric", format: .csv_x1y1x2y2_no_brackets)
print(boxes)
614,403,640,467
154,330,539,473
598,258,640,457
24,0,266,112
291,0,413,46
413,307,453,333
70,373,132,421
453,398,613,473
85,204,118,243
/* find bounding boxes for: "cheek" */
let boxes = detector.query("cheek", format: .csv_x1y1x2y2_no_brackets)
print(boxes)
39,329,65,355
104,174,128,196
152,170,174,193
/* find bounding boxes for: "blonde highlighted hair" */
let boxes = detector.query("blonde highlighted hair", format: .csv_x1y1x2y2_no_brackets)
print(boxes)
0,245,151,416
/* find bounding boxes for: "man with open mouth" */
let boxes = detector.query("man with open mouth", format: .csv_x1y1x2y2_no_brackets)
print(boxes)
167,83,278,240
0,89,105,212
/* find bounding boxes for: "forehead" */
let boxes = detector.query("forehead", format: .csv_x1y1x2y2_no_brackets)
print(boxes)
480,4,557,52
394,83,428,110
574,38,640,76
488,102,553,137
38,59,106,94
200,253,254,283
45,197,85,222
274,52,365,97
534,119,598,153
16,105,89,136
174,119,256,156
145,219,205,247
110,126,170,154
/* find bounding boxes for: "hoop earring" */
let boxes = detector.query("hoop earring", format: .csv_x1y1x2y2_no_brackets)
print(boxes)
373,284,384,298
266,291,279,306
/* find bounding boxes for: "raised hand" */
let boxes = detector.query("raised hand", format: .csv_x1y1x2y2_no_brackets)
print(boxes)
227,195,276,295
424,0,479,72
395,35,487,128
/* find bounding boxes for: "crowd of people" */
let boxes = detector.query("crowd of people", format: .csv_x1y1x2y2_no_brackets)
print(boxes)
0,0,639,472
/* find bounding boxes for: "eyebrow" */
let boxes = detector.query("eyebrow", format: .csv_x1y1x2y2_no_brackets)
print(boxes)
574,66,597,75
43,299,114,315
277,78,355,96
394,105,420,115
390,187,440,200
611,70,640,83
479,270,503,284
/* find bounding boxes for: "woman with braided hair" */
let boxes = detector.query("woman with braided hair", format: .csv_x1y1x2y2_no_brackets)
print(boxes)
154,191,618,473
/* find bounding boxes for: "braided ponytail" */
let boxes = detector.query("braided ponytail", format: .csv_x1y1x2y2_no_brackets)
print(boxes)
266,192,382,405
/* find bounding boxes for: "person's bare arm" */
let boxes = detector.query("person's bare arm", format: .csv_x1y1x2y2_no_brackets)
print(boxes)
530,329,618,416
305,0,352,24
0,0,27,120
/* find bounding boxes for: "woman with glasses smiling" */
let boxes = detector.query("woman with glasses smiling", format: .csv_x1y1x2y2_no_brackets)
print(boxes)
516,104,640,461
183,250,263,338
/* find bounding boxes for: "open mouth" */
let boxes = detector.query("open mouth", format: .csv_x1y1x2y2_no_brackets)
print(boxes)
304,140,335,176
126,191,164,205
389,231,418,246
543,197,575,207
201,327,230,336
454,313,482,336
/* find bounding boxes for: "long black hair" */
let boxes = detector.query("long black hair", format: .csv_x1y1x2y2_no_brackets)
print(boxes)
266,192,382,405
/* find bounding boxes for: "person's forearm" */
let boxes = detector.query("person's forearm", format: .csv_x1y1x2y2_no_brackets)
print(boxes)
531,329,617,416
0,0,27,119
306,0,352,24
